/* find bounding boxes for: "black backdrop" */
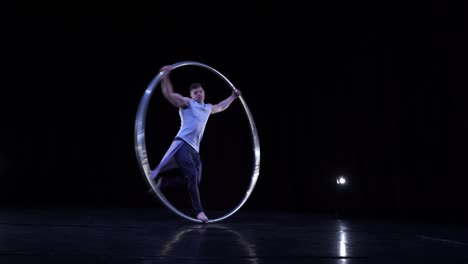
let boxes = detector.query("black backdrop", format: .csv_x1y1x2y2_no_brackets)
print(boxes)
2,2,467,223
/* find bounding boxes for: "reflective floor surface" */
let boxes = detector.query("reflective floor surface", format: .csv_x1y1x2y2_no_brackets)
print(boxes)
1,208,468,263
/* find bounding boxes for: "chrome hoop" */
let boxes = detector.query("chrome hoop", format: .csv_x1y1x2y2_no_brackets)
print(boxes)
135,61,260,223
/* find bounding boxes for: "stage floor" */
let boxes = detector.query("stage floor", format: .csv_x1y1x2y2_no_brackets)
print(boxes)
1,208,467,263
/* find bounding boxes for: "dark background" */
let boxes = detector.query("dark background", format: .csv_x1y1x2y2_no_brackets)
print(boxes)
1,2,467,223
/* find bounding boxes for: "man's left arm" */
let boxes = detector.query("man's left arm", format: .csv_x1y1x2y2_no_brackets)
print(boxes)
211,89,241,114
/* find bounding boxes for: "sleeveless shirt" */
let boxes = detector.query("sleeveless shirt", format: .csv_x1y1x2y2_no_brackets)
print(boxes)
175,99,212,153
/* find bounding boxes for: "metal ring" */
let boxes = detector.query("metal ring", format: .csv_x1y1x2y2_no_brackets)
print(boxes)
134,61,261,223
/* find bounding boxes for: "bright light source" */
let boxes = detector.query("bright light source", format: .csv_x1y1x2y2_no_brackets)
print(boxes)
336,176,346,185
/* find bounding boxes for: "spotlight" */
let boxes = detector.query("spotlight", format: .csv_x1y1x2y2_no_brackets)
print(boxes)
336,176,346,185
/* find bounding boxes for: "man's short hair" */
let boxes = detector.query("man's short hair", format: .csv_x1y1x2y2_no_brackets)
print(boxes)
189,83,202,91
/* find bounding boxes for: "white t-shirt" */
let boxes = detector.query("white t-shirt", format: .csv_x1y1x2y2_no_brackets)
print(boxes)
175,99,212,153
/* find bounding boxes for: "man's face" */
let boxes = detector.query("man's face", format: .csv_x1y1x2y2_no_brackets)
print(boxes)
190,87,205,102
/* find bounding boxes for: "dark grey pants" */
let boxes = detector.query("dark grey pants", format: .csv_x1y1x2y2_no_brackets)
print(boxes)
172,140,204,215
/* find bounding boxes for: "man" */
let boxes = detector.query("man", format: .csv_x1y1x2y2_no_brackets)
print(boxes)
150,64,241,223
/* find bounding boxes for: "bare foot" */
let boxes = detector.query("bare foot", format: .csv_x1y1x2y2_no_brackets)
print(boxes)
197,212,209,223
